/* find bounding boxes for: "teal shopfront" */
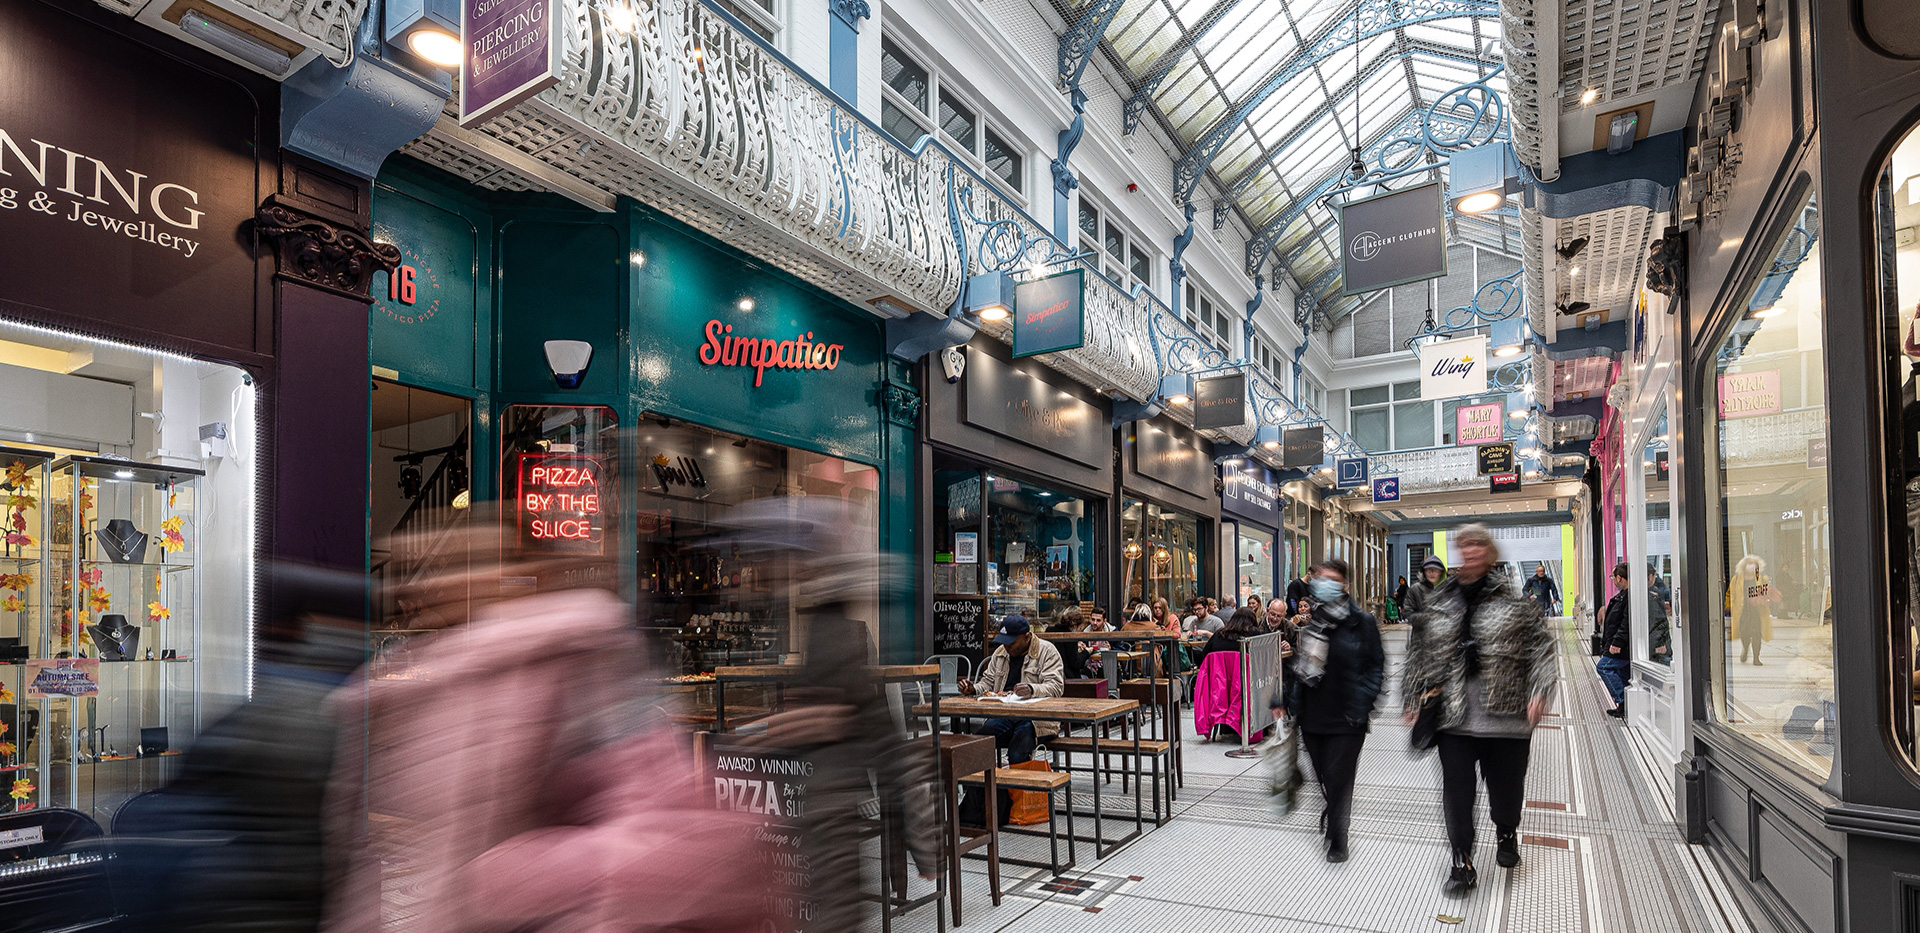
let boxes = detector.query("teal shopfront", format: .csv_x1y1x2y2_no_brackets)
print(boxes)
365,162,918,665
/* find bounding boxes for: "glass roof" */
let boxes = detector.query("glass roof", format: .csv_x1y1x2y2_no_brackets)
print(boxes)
1067,0,1516,322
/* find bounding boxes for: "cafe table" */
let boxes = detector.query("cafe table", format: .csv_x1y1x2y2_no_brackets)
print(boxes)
912,694,1143,860
1038,631,1187,789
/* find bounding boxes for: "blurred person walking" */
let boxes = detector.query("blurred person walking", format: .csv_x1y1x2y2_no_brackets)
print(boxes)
1403,524,1556,897
1275,560,1383,863
1597,563,1632,718
322,522,775,933
1405,557,1445,621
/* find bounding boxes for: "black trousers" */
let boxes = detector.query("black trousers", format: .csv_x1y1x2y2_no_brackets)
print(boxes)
1437,732,1532,857
1300,730,1367,842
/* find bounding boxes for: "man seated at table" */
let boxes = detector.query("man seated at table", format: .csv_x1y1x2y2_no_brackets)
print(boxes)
958,616,1066,765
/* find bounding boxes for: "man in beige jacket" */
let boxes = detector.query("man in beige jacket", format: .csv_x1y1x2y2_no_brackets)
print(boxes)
959,616,1066,762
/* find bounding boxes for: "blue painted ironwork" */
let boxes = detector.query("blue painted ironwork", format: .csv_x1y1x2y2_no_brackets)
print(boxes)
827,0,871,98
1150,303,1232,377
1170,201,1197,314
1242,273,1265,361
1121,0,1249,135
1058,0,1127,93
1170,0,1499,203
1052,88,1089,242
957,182,1082,273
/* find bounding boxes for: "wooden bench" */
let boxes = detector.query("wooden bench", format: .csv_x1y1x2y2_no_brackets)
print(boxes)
1045,735,1173,825
958,767,1076,875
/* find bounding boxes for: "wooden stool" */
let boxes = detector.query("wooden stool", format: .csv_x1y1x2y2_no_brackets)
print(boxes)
958,766,1076,876
938,733,1000,925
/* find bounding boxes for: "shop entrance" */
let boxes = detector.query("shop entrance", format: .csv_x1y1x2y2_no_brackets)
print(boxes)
369,381,472,632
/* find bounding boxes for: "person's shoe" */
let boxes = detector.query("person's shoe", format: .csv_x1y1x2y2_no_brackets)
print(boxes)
1606,705,1625,719
1753,659,1764,666
1444,856,1478,897
1496,831,1520,868
1327,836,1349,863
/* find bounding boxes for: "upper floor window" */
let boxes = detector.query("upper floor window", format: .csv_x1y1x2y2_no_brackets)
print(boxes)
881,36,1023,197
1348,381,1430,452
1183,283,1232,354
715,0,780,42
1082,199,1151,294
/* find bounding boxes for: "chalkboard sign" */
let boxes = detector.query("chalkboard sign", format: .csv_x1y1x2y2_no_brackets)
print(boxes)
932,598,985,668
709,743,813,931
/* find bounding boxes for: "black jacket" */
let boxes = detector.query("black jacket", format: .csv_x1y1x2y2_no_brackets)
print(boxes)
1285,577,1312,615
1600,589,1630,654
1284,599,1385,735
1194,630,1245,668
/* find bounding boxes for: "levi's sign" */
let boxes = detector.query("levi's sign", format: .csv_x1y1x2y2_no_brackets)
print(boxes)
699,319,845,387
461,0,563,125
516,454,605,554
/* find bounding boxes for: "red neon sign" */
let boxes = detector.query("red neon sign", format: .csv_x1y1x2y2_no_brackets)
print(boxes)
516,454,606,553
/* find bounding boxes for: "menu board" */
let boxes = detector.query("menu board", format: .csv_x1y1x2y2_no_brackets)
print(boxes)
932,598,985,667
709,744,813,931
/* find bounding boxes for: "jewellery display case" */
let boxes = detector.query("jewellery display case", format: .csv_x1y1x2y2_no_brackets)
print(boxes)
46,456,202,824
0,448,52,812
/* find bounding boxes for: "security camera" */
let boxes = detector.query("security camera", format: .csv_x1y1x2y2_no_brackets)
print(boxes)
941,346,966,384
544,340,594,389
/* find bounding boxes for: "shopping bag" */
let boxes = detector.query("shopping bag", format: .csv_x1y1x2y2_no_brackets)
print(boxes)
1264,721,1302,816
1007,760,1053,825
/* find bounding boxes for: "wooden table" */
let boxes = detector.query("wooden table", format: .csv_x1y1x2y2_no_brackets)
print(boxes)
913,695,1143,859
1038,632,1186,787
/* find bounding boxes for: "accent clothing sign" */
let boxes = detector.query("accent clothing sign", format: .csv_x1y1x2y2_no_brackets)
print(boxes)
462,0,563,125
1012,269,1085,358
1192,371,1249,430
1419,335,1489,400
1338,182,1448,295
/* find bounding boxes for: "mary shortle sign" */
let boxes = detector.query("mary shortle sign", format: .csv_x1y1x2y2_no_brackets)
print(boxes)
1338,182,1448,296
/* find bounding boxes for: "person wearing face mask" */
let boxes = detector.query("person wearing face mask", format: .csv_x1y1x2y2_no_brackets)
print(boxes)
1402,524,1557,898
1272,559,1384,863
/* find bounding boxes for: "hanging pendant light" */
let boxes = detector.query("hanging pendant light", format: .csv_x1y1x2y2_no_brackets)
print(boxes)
1124,540,1143,560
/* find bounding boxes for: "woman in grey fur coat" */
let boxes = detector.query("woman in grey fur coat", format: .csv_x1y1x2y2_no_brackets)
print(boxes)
1402,524,1557,898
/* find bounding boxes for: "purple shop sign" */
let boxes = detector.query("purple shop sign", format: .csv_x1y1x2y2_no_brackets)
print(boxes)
460,0,563,126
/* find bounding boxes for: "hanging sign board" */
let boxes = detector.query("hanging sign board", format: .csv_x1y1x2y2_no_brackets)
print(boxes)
1191,371,1249,430
1335,458,1368,489
1455,401,1505,445
1372,476,1400,502
1476,442,1516,476
1489,472,1522,493
1280,426,1325,468
1338,181,1448,295
461,0,564,125
1012,269,1086,358
1419,335,1489,400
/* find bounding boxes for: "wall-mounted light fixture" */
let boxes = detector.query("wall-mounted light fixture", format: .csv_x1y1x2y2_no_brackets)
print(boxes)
180,8,294,75
1159,373,1194,406
1447,142,1521,215
1253,425,1283,450
384,0,462,68
1491,317,1539,358
965,272,1015,322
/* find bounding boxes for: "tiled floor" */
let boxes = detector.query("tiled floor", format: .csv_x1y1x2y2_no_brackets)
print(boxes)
861,626,1762,933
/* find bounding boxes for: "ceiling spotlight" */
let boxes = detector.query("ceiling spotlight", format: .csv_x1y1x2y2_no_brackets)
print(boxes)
1580,88,1599,105
738,298,756,311
1457,190,1503,214
1568,265,1581,277
406,27,462,67
1556,236,1590,260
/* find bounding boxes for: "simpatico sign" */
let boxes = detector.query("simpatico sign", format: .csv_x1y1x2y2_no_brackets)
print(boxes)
1192,371,1249,430
1476,442,1516,477
1012,269,1086,358
1338,181,1448,295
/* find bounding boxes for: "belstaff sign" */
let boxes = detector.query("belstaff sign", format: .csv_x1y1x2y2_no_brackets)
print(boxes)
699,319,846,387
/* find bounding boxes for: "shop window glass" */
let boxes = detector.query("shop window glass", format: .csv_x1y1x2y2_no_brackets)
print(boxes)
1877,126,1920,767
1641,408,1675,666
984,474,1096,626
1237,524,1277,607
632,417,879,674
1705,192,1834,779
1121,498,1202,615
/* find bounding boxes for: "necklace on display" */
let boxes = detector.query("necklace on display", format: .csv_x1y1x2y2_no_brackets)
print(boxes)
95,519,149,564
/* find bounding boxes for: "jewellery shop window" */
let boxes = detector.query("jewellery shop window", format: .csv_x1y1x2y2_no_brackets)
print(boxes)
0,323,255,821
635,418,879,682
1122,499,1201,618
1237,524,1276,607
1703,191,1835,780
1876,125,1920,771
1640,407,1676,667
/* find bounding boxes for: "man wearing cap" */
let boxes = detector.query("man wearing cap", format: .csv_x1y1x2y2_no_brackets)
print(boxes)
959,616,1066,764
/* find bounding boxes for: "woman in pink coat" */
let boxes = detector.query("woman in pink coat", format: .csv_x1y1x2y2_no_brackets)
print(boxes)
323,549,773,933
